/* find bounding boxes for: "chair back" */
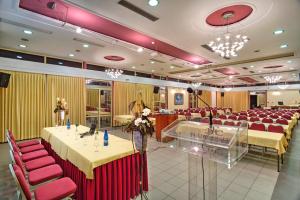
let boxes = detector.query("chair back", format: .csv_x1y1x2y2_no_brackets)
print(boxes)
9,164,32,200
276,118,288,125
12,151,26,176
212,119,222,125
250,123,265,131
282,115,291,120
239,112,247,116
249,113,257,117
270,114,279,119
238,115,247,121
200,118,209,123
224,121,235,126
262,118,273,123
219,115,227,120
250,117,260,122
259,114,267,118
268,124,284,134
228,115,237,120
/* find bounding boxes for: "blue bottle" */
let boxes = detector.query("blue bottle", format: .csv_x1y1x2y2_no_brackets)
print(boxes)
104,130,109,146
66,118,71,130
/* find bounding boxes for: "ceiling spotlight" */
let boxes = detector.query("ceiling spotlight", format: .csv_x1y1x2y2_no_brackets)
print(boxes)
170,65,174,69
132,66,136,69
58,62,63,65
250,65,254,68
76,27,82,34
151,41,155,44
83,44,89,48
137,47,143,53
229,75,233,79
151,69,155,72
150,61,155,64
258,70,262,73
148,0,159,7
287,60,292,64
193,65,199,69
273,29,284,35
16,55,23,59
69,53,74,57
280,44,288,48
18,44,27,48
23,30,32,35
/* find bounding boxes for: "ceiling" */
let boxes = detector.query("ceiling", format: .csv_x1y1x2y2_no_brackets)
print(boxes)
0,0,300,86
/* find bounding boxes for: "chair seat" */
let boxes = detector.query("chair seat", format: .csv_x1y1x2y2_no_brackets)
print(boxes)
25,156,55,171
28,164,63,186
18,140,40,148
21,150,48,162
20,144,45,154
34,177,77,200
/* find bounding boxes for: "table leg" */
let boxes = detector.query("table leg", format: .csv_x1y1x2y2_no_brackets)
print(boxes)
277,152,280,172
281,154,284,164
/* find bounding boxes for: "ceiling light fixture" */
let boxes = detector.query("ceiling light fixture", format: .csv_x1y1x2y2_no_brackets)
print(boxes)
229,75,233,79
193,65,199,69
76,27,82,34
273,29,284,35
16,55,23,59
132,66,136,69
264,75,282,83
208,12,248,58
137,47,144,53
280,44,288,48
18,44,27,48
151,69,155,72
150,61,155,64
191,82,202,89
58,62,63,65
287,60,292,64
83,44,89,48
170,65,174,69
148,0,159,7
250,65,254,68
23,30,32,35
69,53,74,57
224,87,232,92
105,68,123,79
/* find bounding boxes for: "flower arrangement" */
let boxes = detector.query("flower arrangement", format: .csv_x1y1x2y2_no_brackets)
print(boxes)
54,97,69,125
125,108,154,136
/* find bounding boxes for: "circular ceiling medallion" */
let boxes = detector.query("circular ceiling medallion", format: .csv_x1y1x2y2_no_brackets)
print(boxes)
206,5,253,26
264,65,283,69
104,56,125,61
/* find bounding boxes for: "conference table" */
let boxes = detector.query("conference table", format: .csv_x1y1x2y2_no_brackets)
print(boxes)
41,125,148,200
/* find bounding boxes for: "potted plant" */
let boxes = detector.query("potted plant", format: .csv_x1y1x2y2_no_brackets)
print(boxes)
125,108,154,151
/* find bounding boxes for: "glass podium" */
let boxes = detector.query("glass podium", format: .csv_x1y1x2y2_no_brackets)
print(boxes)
162,120,248,200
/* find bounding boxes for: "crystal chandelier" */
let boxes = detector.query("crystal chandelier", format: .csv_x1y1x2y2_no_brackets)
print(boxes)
191,82,202,89
208,12,249,58
105,68,123,79
224,87,232,92
264,75,282,83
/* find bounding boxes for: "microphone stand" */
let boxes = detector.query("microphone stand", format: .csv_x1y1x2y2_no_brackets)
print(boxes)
195,93,213,128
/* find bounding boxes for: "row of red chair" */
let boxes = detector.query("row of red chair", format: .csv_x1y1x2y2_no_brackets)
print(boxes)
200,118,284,133
6,130,77,200
218,115,289,124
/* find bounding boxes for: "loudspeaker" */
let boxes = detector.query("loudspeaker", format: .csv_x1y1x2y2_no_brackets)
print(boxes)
0,72,10,88
221,92,224,97
187,87,194,94
153,86,160,94
198,90,202,96
100,90,104,95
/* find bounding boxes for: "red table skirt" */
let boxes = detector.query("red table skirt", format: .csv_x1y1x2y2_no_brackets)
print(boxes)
41,139,148,200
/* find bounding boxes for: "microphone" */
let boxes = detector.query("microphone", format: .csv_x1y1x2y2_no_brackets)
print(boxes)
186,87,213,127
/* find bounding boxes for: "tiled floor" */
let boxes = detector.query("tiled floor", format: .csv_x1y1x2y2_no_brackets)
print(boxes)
0,127,281,200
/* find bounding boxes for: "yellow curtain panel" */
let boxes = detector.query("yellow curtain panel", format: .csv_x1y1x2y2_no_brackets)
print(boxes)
113,82,154,125
197,90,212,108
217,91,249,112
0,70,86,143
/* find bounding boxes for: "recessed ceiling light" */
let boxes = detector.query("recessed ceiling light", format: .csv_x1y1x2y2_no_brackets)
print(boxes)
229,75,233,79
58,62,63,65
178,75,182,77
151,41,155,44
83,44,89,48
23,30,32,35
18,44,27,48
148,0,159,7
170,65,174,69
132,66,136,69
194,65,199,69
273,29,284,35
69,53,74,57
150,61,155,64
76,27,82,33
287,60,292,64
151,69,155,72
258,70,262,73
290,67,294,70
16,55,23,59
250,65,254,68
137,47,143,53
280,44,288,48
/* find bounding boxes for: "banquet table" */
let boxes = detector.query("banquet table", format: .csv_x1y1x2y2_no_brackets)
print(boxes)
41,125,148,200
114,115,156,126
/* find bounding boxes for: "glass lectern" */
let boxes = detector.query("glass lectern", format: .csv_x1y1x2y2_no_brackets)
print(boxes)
162,120,248,200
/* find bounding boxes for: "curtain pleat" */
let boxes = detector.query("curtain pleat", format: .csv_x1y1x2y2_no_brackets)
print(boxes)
216,91,249,112
0,70,86,143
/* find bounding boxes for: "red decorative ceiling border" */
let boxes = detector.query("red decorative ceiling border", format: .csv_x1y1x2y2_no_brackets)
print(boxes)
19,0,211,65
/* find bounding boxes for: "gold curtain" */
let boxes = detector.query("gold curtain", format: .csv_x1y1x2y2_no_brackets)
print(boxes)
45,75,86,127
0,70,46,142
86,89,99,108
198,90,212,108
217,91,249,112
113,82,154,125
0,71,86,143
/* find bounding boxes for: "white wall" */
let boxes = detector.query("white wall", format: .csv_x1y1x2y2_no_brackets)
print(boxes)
168,87,189,110
267,90,300,106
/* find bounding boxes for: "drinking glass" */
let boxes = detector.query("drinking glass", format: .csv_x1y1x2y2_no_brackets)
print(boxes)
94,134,99,152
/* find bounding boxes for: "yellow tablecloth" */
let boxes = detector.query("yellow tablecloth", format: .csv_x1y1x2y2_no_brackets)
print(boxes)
86,111,111,117
175,123,287,155
114,115,156,125
41,125,135,179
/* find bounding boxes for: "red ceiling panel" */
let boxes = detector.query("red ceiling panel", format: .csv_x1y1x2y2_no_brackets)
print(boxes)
238,77,258,83
214,67,239,75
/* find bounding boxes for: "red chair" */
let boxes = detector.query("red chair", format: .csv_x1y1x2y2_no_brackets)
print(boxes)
200,118,209,123
262,118,273,123
212,109,217,117
249,113,257,117
250,117,260,122
268,124,284,134
238,115,248,121
219,115,227,120
9,164,77,200
239,112,247,116
235,121,242,127
7,130,40,148
259,114,267,118
224,121,235,126
270,114,279,119
228,115,237,120
250,123,265,131
276,118,289,125
200,110,206,117
212,119,222,125
282,115,291,120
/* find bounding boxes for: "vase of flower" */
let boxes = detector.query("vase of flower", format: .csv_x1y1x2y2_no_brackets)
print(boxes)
133,131,148,151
